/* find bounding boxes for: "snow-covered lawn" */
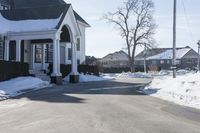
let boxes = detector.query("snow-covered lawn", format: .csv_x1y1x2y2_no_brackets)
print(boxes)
143,72,200,109
0,77,50,100
101,72,153,79
117,72,152,78
64,72,152,83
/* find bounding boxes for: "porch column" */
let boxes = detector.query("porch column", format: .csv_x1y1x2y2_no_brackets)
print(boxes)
16,40,21,62
41,44,46,71
52,39,58,75
51,38,62,85
70,41,79,83
4,39,10,61
31,44,35,70
57,39,61,75
71,42,78,74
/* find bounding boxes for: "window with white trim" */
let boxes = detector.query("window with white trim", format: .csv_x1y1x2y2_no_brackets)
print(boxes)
1,5,9,10
176,60,181,65
151,60,157,65
167,60,170,64
35,44,53,63
35,45,42,63
46,44,53,63
160,60,164,64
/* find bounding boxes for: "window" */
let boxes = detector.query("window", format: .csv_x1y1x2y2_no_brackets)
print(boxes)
136,61,144,65
0,36,3,60
68,48,72,60
1,5,9,10
4,6,8,10
77,38,80,51
160,60,164,64
176,60,181,65
167,60,170,64
35,45,42,63
46,44,53,63
151,60,157,65
35,44,53,63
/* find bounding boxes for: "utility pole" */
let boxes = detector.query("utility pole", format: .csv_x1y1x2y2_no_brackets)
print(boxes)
144,44,147,73
172,0,177,78
197,40,200,71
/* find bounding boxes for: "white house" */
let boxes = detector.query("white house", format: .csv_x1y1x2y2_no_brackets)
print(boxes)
0,0,90,84
99,51,129,68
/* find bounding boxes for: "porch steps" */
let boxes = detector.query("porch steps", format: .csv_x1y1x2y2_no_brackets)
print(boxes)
29,70,51,82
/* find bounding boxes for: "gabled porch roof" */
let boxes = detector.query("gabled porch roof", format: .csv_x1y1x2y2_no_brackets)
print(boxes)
0,4,69,34
0,2,90,34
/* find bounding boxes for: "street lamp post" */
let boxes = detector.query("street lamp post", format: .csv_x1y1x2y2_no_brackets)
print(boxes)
144,44,147,73
172,0,177,78
197,40,200,71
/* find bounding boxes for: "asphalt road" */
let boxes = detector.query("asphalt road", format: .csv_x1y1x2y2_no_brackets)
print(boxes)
0,78,200,133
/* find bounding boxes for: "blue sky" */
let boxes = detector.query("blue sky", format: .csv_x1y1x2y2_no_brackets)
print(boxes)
66,0,200,58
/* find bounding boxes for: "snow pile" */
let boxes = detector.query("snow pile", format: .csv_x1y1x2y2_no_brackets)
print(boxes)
0,77,50,100
117,72,152,78
100,73,117,80
153,70,170,76
153,69,191,76
143,73,200,109
64,74,110,82
177,69,189,75
79,74,109,82
158,70,170,75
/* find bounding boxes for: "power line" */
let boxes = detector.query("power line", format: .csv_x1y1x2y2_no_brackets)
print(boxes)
181,0,195,42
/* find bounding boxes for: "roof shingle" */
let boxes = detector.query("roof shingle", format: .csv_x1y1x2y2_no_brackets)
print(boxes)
1,4,68,20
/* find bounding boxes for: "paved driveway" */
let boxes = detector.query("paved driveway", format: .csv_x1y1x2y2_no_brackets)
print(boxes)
0,78,200,133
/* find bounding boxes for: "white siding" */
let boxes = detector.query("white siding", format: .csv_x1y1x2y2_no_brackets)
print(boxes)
77,22,86,64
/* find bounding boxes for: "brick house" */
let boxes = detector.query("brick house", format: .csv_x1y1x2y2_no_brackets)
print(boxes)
135,46,200,70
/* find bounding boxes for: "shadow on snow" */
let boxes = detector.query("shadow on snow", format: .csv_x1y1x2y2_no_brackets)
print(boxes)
10,80,149,104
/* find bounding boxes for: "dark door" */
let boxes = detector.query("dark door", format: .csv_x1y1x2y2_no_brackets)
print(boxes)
9,41,16,61
21,41,24,63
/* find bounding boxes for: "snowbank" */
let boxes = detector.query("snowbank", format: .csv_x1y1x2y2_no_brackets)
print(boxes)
152,69,191,76
0,77,50,100
117,72,152,78
143,73,200,109
177,69,190,75
64,74,110,82
100,73,117,80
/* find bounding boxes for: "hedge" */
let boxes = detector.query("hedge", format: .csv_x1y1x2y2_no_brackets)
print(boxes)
0,60,30,81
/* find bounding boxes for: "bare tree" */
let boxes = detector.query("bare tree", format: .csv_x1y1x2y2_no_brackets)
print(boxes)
103,0,156,72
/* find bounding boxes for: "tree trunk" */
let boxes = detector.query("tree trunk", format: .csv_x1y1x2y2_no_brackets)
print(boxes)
129,58,133,72
131,59,135,72
131,45,137,73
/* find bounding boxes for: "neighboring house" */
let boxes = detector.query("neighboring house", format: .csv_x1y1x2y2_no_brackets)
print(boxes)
99,50,129,68
135,46,200,70
0,0,90,84
85,56,99,66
